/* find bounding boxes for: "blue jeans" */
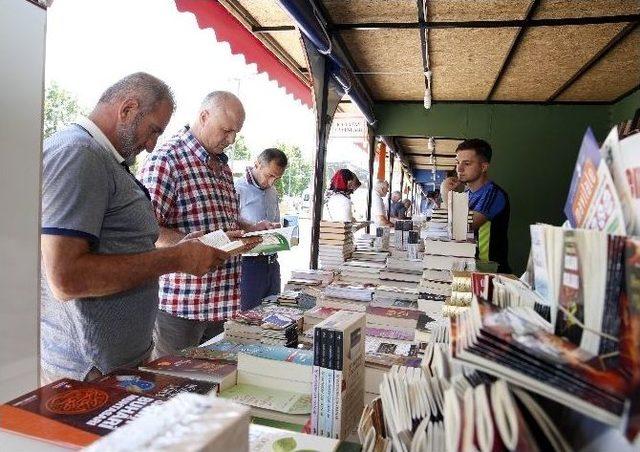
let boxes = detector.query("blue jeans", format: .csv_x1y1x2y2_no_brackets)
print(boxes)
240,255,281,311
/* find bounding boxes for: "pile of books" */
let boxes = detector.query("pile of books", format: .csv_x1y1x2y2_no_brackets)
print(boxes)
220,344,313,425
318,221,354,270
290,269,334,286
338,259,384,285
318,282,376,312
311,311,366,439
352,249,388,263
223,304,304,347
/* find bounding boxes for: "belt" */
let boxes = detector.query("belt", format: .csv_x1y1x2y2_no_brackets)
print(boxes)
244,254,278,264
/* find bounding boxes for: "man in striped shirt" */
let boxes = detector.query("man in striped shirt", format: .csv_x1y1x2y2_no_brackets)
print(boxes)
455,139,511,273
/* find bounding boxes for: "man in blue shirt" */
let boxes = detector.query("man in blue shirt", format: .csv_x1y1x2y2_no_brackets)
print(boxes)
235,148,288,310
455,139,511,273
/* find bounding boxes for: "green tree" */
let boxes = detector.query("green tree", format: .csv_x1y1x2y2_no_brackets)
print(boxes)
43,81,85,139
274,142,312,198
228,134,252,161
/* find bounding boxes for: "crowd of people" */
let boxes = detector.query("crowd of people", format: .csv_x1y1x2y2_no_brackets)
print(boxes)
40,71,510,385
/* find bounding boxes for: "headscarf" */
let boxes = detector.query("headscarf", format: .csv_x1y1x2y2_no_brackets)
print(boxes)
325,168,359,205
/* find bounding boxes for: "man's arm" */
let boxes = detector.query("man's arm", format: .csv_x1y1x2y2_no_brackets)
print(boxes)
471,211,489,231
377,215,394,227
156,227,186,247
41,235,230,301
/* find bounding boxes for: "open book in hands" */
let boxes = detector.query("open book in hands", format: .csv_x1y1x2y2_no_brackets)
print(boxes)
199,227,298,256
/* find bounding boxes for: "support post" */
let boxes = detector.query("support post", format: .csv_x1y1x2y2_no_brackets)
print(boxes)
309,71,330,270
387,152,395,217
366,128,375,234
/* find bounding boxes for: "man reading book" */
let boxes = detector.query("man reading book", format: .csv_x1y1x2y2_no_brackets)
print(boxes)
235,148,288,310
40,73,232,384
455,139,511,273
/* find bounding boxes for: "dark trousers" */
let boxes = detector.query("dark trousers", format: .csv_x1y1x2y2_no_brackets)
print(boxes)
240,255,281,311
152,310,225,359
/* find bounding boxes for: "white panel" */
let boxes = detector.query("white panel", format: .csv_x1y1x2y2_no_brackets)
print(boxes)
0,0,46,402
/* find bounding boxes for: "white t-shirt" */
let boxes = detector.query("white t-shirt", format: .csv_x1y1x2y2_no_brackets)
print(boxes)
323,192,354,222
371,194,386,226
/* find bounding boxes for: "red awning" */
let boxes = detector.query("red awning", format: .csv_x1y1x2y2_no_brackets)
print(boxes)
175,0,312,108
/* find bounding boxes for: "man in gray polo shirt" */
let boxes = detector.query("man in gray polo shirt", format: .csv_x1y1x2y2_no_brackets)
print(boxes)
235,148,288,310
40,72,233,384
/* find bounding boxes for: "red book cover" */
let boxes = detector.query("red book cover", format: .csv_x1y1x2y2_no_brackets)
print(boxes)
95,368,218,400
365,306,422,321
0,379,160,448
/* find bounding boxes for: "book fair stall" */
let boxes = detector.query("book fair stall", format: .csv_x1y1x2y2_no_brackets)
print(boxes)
1,0,640,451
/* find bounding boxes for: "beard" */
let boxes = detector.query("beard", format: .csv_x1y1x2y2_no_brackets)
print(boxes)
116,113,144,161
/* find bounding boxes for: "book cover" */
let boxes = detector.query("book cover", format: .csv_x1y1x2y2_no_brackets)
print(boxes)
219,384,311,415
140,356,237,390
563,127,626,234
249,424,339,452
239,344,313,366
95,368,218,400
0,379,160,448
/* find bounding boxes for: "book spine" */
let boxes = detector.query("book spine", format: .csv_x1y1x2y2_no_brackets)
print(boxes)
324,329,336,438
311,326,321,435
333,329,344,439
319,327,328,437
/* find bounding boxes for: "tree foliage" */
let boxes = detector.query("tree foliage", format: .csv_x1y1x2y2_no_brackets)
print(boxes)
228,134,252,161
43,81,85,139
274,142,312,198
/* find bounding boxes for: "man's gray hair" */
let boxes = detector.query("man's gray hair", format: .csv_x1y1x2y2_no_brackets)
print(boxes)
200,90,244,113
257,148,288,168
98,72,175,113
392,190,402,198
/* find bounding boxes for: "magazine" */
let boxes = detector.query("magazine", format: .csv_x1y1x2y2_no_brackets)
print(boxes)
199,226,298,255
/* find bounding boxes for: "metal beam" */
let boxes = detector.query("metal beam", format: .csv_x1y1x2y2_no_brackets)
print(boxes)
486,0,540,101
252,25,297,33
330,14,640,31
309,68,330,270
416,0,430,94
400,167,405,197
387,153,395,217
612,82,640,104
366,128,376,234
547,22,639,102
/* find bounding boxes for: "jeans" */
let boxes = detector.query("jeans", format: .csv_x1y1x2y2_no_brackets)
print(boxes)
240,255,281,311
152,310,225,359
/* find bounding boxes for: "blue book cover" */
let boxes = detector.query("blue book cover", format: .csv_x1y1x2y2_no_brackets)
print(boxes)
240,344,313,366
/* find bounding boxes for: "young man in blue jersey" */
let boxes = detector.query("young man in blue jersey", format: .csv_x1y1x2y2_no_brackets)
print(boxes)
455,139,511,273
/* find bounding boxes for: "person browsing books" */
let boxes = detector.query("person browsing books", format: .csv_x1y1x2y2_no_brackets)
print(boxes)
40,73,233,384
139,91,262,357
455,139,511,273
371,180,394,227
323,168,361,222
235,148,289,310
389,191,404,219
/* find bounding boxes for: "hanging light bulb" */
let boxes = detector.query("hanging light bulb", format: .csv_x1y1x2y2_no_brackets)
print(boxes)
423,70,432,110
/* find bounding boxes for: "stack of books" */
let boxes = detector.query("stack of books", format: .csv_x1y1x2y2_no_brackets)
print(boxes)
318,221,354,270
311,311,366,439
370,285,419,311
352,250,388,263
355,233,376,251
338,259,384,285
219,344,313,426
441,270,473,316
318,282,376,312
273,290,300,307
303,306,341,332
291,268,334,285
224,304,304,347
140,355,238,391
85,393,251,451
365,305,422,336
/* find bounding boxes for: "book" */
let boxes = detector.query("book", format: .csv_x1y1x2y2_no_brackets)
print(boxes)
249,424,339,452
180,339,246,362
424,238,476,258
451,297,628,426
423,254,476,271
312,310,366,440
219,383,311,416
366,306,422,335
236,345,313,394
199,226,298,255
448,191,469,241
0,379,160,448
563,127,626,234
95,368,218,400
139,356,237,391
83,393,250,452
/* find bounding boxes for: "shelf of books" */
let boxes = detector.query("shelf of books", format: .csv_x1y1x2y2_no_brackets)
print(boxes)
1,126,640,450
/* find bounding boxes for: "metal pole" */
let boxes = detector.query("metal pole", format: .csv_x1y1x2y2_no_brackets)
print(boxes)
309,70,330,270
399,167,405,199
387,152,395,218
366,128,375,234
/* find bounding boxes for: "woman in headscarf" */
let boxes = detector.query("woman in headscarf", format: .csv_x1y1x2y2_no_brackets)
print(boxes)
323,168,361,222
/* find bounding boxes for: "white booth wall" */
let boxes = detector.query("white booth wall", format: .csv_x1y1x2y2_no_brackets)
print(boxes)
0,0,46,402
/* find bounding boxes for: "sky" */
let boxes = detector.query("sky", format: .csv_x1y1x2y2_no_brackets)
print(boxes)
45,0,317,159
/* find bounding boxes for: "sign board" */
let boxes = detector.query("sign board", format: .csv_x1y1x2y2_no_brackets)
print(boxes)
329,115,367,139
